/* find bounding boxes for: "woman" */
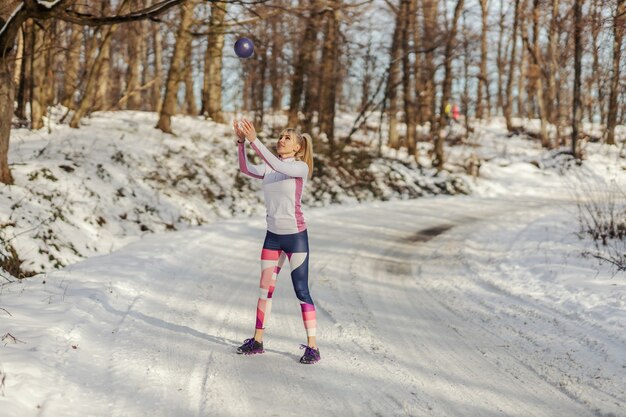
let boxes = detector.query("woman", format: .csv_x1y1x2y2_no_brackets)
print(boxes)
233,118,320,365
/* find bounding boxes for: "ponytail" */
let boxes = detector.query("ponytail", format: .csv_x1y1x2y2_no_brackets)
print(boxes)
297,133,314,179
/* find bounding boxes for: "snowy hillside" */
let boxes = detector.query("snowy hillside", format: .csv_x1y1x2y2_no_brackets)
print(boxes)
1,111,625,417
1,109,467,276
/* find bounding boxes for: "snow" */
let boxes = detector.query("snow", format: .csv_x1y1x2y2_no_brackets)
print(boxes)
0,2,24,38
1,110,625,416
34,0,62,9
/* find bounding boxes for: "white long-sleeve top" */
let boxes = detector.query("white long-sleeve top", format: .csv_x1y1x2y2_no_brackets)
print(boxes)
238,139,309,235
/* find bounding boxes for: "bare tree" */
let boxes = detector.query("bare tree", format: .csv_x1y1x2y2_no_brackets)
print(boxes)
589,0,606,126
152,20,164,113
517,2,527,119
476,0,490,120
434,0,464,170
183,38,198,115
70,4,119,128
15,19,32,121
156,0,196,133
606,0,625,145
269,11,285,113
0,0,188,184
546,0,560,141
504,0,521,131
318,0,341,148
387,0,404,150
526,0,549,147
402,0,418,157
421,0,439,127
61,12,84,109
496,0,507,116
31,19,51,130
288,0,319,129
201,1,226,123
125,7,144,111
572,0,583,157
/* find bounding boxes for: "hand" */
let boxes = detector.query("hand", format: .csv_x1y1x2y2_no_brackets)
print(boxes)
233,120,245,142
239,118,257,142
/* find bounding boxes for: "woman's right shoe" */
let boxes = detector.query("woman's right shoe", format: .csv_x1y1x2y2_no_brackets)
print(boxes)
299,345,320,364
236,338,264,355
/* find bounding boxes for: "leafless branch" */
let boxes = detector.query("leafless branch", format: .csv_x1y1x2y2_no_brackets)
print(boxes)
2,332,25,344
50,0,188,26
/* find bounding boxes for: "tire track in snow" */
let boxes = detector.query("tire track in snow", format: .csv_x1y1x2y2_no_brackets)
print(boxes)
315,198,596,416
432,207,626,415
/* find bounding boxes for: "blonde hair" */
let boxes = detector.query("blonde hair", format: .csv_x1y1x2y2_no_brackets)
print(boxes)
280,128,314,179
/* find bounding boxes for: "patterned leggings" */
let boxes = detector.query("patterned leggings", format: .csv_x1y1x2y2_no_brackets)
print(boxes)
255,229,316,337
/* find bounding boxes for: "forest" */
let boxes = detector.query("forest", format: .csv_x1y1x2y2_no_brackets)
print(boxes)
0,0,623,187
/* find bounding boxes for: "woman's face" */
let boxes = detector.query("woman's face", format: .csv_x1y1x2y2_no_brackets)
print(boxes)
277,131,300,156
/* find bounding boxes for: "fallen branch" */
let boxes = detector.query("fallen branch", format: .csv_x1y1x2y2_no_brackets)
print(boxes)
0,307,11,316
2,332,25,344
586,252,626,272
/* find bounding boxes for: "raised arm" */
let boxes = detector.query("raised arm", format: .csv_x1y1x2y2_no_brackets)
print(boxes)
249,138,308,178
238,141,265,179
234,119,265,179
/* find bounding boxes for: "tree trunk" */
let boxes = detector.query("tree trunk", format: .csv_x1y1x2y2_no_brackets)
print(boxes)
31,20,49,130
201,0,226,122
62,20,83,109
422,0,439,128
496,0,506,116
302,8,322,134
589,0,604,126
572,0,583,157
140,19,150,109
93,2,115,112
288,0,318,128
183,39,197,115
152,23,163,113
0,0,27,183
318,1,340,148
531,0,548,147
434,0,464,171
387,0,404,149
462,12,471,137
360,36,374,113
504,0,521,131
412,2,424,127
518,7,527,119
402,0,417,156
0,58,16,184
269,15,283,112
125,19,143,110
156,0,195,134
13,23,23,90
254,35,267,128
476,0,489,120
93,37,112,111
16,20,31,120
546,0,559,134
606,0,625,145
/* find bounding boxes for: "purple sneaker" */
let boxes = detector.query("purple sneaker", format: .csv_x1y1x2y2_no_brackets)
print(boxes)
299,345,320,364
236,338,264,355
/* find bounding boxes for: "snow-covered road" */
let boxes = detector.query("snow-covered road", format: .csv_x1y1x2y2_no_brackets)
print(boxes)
2,196,624,416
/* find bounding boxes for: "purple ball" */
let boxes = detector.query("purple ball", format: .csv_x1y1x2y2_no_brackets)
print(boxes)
234,38,254,59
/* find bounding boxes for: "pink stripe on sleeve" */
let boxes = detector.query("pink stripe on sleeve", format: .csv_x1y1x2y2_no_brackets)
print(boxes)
238,142,263,179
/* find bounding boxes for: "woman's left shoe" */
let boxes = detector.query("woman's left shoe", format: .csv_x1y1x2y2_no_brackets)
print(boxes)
236,338,264,355
299,344,320,364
